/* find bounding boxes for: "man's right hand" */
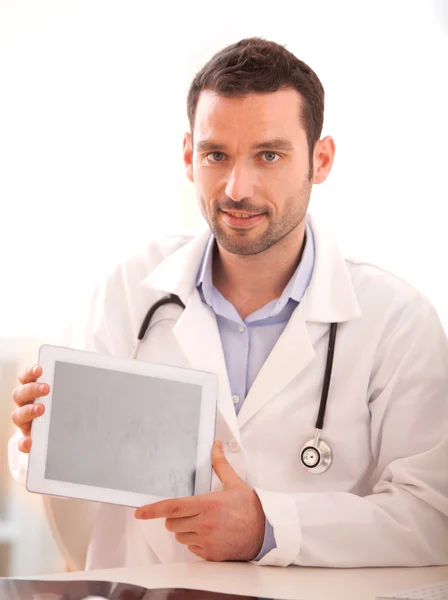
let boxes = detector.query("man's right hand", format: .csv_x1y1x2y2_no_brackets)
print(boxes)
12,365,49,453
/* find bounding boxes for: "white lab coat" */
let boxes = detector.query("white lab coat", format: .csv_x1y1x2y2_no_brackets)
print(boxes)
8,216,448,569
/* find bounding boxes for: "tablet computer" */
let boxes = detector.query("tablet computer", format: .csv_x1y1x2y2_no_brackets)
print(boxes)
27,344,218,508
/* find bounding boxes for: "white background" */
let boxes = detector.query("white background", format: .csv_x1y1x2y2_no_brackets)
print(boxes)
0,0,447,338
0,0,447,577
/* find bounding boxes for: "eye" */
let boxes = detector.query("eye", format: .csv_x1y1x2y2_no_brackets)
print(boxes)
206,152,226,162
262,152,280,162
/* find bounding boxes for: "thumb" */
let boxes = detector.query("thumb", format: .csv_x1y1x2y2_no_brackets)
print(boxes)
212,440,246,489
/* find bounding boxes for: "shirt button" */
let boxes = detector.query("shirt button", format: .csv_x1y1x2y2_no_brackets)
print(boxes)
228,438,240,453
232,395,240,405
238,324,246,333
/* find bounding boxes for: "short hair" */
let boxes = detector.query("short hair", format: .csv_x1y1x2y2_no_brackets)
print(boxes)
187,37,325,164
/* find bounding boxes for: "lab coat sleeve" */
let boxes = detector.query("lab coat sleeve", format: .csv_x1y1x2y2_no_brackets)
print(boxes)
253,299,448,567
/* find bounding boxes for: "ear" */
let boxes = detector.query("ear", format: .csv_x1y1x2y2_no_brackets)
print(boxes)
183,132,194,183
312,136,336,184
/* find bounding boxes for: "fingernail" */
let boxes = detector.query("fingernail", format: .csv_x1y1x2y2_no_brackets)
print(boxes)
32,366,39,375
39,384,46,392
33,405,40,416
135,510,144,519
215,440,223,451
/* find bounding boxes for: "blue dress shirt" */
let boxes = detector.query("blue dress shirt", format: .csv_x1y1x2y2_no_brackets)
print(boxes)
196,221,315,559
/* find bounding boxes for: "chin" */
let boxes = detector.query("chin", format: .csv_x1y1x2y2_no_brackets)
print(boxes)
215,233,270,256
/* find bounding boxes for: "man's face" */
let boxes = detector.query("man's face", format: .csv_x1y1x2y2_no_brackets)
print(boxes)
184,89,328,256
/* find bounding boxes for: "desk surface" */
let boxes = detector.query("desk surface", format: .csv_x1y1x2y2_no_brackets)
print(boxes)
37,561,448,600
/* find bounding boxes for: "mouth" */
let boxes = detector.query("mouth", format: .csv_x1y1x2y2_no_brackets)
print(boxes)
219,209,266,229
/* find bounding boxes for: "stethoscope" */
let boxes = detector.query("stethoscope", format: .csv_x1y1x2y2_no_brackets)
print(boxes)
132,294,338,475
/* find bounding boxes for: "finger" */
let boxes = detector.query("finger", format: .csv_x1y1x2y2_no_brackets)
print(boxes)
174,531,200,546
165,514,204,534
212,440,246,488
135,496,202,520
12,403,45,429
18,436,32,453
12,382,49,408
187,545,205,559
17,421,31,436
17,364,42,385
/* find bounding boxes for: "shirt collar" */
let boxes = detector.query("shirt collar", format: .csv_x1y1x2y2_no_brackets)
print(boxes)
196,219,315,315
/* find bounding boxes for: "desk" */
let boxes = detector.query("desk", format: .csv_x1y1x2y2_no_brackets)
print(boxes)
37,561,448,600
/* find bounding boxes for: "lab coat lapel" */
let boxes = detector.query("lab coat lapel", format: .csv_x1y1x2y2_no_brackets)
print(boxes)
171,292,240,443
302,215,362,323
237,303,314,429
140,228,212,304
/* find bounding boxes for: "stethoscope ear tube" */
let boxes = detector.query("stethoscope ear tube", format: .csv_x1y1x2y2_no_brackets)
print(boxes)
132,293,185,359
137,293,185,342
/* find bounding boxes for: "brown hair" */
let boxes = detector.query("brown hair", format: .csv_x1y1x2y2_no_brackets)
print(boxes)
187,37,325,165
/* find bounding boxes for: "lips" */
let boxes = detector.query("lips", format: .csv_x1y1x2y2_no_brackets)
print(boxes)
220,209,266,228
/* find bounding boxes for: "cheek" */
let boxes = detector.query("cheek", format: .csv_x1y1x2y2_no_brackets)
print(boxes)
194,166,223,195
277,166,308,195
258,172,285,203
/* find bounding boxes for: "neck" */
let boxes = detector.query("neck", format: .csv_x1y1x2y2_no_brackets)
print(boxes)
212,221,307,320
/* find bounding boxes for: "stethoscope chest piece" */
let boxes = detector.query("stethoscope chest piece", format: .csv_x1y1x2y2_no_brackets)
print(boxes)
300,432,333,474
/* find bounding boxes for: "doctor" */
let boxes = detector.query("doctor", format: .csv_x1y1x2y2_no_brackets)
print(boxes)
10,37,448,568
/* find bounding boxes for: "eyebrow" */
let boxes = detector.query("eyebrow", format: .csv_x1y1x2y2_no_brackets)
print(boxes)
195,138,295,152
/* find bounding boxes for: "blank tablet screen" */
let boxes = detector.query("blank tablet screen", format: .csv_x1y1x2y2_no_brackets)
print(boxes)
44,361,202,497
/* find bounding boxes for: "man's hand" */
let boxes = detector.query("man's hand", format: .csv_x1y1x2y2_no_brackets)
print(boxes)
134,440,266,562
12,365,49,453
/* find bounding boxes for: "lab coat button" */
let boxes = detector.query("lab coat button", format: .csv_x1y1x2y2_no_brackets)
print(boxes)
228,438,240,452
232,395,240,404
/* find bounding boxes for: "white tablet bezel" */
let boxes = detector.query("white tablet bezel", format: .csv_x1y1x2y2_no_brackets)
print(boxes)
27,344,218,507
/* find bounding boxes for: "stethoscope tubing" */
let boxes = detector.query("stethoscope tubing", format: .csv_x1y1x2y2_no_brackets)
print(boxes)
315,322,338,431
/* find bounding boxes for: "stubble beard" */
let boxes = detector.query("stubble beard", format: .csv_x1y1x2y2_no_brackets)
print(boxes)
199,187,311,257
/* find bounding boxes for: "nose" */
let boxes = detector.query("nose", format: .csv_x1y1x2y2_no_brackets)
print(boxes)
224,163,255,202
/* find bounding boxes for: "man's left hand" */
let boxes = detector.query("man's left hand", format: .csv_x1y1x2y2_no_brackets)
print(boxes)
134,440,266,562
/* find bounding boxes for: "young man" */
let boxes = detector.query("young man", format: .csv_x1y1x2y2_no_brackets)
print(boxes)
10,37,448,569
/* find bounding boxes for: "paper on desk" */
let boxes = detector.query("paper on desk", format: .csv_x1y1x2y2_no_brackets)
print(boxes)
376,579,448,600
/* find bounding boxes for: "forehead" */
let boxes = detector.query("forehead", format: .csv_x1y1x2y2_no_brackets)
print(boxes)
193,89,307,145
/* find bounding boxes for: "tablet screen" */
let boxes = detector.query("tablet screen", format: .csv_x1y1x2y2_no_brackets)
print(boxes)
44,361,202,497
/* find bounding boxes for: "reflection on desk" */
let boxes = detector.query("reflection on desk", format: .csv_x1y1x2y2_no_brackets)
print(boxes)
0,577,277,600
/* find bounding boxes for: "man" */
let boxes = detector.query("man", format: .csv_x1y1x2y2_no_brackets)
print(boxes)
9,37,448,568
